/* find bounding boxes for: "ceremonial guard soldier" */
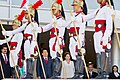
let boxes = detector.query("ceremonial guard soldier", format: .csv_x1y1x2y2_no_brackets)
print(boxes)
39,1,66,78
93,0,114,75
2,1,43,78
0,10,25,78
65,0,91,78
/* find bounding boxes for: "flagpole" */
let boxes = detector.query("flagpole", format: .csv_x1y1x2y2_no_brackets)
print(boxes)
66,0,90,79
0,21,20,78
48,0,67,79
0,60,4,79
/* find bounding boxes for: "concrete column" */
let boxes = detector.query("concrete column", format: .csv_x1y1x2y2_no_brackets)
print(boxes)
112,34,120,72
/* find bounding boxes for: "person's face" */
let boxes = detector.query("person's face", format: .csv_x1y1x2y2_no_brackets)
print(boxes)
25,13,32,22
65,54,70,61
97,0,103,4
72,0,81,12
52,9,60,16
88,65,93,71
1,47,7,54
42,50,48,57
113,67,118,72
52,9,56,15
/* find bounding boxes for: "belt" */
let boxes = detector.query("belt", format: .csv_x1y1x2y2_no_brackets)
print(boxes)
24,33,33,40
10,42,17,50
50,32,59,38
69,32,78,37
95,20,106,33
69,27,79,37
69,27,80,33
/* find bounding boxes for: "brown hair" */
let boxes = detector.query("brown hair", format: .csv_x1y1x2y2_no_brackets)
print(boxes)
64,52,72,60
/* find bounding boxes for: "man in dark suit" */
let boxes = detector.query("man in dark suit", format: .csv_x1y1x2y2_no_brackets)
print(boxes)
83,62,98,79
36,48,53,79
0,45,11,79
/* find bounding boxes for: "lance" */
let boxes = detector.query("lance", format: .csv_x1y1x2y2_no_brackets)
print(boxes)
0,21,20,78
66,0,89,79
26,1,47,78
0,60,4,79
107,0,120,48
48,0,67,78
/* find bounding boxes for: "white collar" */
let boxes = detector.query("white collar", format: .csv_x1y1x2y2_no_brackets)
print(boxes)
1,53,7,60
1,53,7,56
114,72,119,77
43,57,48,59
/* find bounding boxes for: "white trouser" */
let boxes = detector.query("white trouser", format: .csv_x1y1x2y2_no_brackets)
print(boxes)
93,31,104,53
49,37,63,59
9,50,18,67
69,36,82,60
24,40,36,74
24,40,36,59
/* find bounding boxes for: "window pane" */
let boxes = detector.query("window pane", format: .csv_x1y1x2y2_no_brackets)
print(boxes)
86,0,99,9
12,0,38,6
10,0,120,10
114,0,120,10
11,0,22,5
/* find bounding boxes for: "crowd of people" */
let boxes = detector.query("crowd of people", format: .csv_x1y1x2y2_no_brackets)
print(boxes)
0,46,120,79
0,0,120,79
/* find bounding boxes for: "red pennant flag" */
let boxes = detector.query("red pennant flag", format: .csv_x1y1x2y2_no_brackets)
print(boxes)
20,0,27,8
18,10,25,21
32,0,43,9
56,0,62,4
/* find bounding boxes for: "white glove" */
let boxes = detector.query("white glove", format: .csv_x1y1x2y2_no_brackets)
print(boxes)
80,48,86,54
107,43,111,49
106,53,109,57
71,16,76,22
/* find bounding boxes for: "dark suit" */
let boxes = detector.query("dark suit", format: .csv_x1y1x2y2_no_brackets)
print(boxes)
0,53,11,79
36,57,53,79
83,71,98,79
108,72,120,79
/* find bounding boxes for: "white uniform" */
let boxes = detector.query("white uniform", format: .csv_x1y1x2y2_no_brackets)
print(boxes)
61,60,75,78
40,16,66,59
3,22,39,75
66,12,95,60
93,5,113,53
3,22,39,59
0,32,23,67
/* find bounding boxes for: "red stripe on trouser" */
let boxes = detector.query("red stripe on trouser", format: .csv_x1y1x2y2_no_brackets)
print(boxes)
18,50,23,68
52,38,57,51
75,45,78,52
